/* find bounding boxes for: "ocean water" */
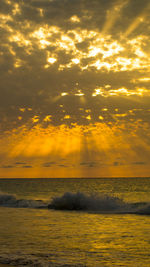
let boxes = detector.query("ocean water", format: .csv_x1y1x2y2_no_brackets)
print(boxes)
0,178,150,267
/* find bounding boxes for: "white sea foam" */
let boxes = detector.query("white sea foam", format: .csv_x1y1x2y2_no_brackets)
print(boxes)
0,252,85,266
48,192,125,212
0,191,150,215
48,192,150,215
0,192,47,208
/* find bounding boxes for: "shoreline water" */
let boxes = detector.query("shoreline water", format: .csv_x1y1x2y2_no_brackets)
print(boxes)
1,178,150,267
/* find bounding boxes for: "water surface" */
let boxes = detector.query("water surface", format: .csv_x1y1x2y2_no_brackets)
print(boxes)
0,178,150,266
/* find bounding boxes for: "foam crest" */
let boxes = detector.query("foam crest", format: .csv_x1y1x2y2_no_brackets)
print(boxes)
48,192,150,215
0,252,85,266
134,203,150,215
48,192,126,212
0,191,150,215
0,192,47,208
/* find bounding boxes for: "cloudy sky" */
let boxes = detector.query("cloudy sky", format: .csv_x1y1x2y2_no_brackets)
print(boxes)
0,0,150,178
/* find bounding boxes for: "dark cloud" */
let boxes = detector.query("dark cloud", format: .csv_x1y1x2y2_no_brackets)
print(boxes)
1,165,14,168
0,0,150,178
0,0,12,14
15,162,27,165
22,165,32,168
113,161,125,166
58,164,68,168
123,0,150,18
80,161,98,167
80,162,88,166
132,161,147,165
0,0,150,132
42,162,56,167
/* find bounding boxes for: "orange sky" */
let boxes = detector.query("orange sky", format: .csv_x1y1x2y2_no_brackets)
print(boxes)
0,0,150,177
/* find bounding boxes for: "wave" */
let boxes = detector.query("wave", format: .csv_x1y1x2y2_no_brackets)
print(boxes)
48,192,125,212
0,252,84,267
48,192,150,215
0,192,47,208
0,191,150,215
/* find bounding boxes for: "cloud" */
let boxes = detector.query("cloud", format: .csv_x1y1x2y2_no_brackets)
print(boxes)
42,162,56,167
0,0,150,177
132,161,147,165
58,164,68,168
0,0,150,130
1,165,14,168
15,162,27,165
22,165,32,168
113,161,120,166
80,161,97,167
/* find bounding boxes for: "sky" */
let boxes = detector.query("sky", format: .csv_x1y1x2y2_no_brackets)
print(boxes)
0,0,150,178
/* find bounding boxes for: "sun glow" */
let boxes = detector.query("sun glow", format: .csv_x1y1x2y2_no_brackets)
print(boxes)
47,57,57,64
1,0,150,178
61,92,68,96
138,78,150,82
72,58,80,64
1,118,149,178
70,15,80,23
92,88,103,97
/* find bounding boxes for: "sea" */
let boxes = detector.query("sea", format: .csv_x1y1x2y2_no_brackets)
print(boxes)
0,178,150,267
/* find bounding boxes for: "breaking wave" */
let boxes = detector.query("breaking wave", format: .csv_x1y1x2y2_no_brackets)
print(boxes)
0,252,84,267
0,191,150,215
48,192,150,215
48,192,125,212
0,192,47,208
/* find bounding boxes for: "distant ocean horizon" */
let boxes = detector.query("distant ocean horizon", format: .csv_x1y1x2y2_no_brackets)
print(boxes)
2,176,150,179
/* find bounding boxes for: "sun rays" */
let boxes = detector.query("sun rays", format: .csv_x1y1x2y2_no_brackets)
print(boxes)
102,0,129,34
0,0,150,177
124,3,150,37
0,117,150,177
